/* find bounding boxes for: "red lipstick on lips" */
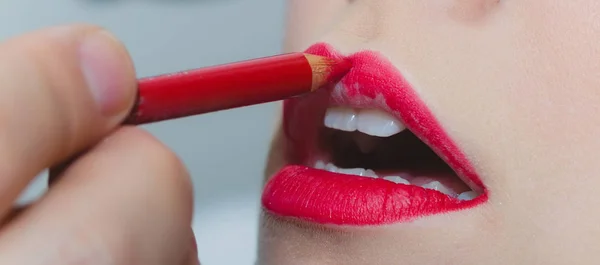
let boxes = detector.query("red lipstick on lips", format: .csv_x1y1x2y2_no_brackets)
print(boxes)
262,43,488,226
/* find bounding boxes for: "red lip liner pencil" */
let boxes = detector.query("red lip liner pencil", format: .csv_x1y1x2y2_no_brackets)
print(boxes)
125,53,352,125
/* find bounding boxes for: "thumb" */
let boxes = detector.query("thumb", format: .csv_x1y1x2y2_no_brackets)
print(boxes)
0,24,136,216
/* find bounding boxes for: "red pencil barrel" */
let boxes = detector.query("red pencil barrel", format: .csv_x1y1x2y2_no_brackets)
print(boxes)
129,53,313,124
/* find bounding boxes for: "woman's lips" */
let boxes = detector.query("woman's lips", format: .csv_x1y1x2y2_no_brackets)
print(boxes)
261,43,488,226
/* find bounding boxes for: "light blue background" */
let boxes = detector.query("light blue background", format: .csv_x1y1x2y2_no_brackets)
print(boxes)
1,1,286,264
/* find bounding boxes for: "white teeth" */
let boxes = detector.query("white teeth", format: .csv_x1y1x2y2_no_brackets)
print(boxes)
323,107,406,137
316,162,378,178
363,169,377,178
314,160,326,169
325,163,338,173
383,176,410,185
338,168,366,176
457,191,478,201
420,181,456,196
324,107,357,132
396,173,414,182
356,109,406,137
313,162,476,199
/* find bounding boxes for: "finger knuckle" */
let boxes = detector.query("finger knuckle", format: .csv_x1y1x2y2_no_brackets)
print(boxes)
55,227,122,265
118,127,194,214
0,26,101,158
123,127,187,174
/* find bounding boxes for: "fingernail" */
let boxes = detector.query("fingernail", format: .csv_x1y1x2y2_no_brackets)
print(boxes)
190,228,200,265
79,30,135,118
190,228,198,255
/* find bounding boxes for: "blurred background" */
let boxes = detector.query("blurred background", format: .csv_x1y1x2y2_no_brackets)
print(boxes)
1,1,287,264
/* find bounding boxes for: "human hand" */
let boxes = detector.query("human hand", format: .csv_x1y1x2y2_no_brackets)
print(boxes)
0,25,198,265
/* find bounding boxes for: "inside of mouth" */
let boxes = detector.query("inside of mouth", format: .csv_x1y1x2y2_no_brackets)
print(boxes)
309,109,479,200
323,129,452,174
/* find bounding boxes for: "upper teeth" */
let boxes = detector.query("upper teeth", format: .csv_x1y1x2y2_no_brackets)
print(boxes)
324,107,406,137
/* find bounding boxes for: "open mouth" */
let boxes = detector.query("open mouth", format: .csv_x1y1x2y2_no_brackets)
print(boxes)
262,43,488,226
315,107,478,200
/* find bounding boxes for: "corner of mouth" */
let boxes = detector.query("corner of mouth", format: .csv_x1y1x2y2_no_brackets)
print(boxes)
261,43,488,226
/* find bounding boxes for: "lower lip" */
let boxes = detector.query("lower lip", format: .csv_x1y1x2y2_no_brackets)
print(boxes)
263,166,486,225
261,43,487,226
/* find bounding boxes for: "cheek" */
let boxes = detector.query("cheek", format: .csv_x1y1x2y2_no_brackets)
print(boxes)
482,1,600,245
504,0,600,170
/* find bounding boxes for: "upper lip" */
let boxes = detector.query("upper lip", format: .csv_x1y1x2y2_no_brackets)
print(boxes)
261,43,488,226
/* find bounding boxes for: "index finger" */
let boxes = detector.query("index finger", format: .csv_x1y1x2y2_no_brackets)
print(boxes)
0,25,136,217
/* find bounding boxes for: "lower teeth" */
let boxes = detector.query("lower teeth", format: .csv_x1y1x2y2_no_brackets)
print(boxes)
382,176,410,185
312,160,478,200
420,181,455,196
457,191,478,200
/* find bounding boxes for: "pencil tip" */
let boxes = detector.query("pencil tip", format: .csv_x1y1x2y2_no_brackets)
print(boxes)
326,58,352,84
304,54,352,91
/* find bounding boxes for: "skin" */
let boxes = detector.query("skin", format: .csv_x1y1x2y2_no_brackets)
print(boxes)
0,25,198,265
261,0,600,264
